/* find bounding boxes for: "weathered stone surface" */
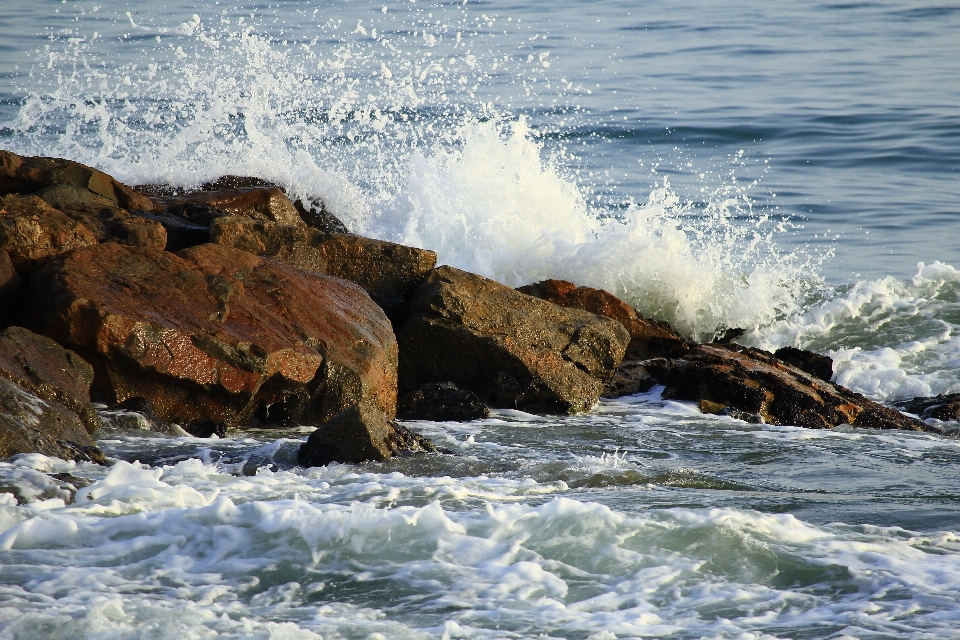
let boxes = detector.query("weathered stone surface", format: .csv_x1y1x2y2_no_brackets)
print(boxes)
0,326,102,434
896,393,960,421
151,187,305,228
0,377,105,463
517,279,690,360
210,217,436,318
773,346,834,382
23,242,398,436
659,344,932,431
0,150,154,211
0,194,98,272
399,267,630,414
397,382,490,422
297,402,437,467
0,249,22,324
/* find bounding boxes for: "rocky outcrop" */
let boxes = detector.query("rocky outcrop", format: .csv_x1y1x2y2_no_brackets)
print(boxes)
297,402,437,467
517,279,690,360
656,344,931,431
151,187,305,228
397,382,490,422
22,242,398,436
210,217,436,324
0,194,98,272
399,267,630,414
895,393,960,422
773,346,833,382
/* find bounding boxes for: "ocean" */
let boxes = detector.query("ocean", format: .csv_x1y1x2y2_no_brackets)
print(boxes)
2,1,960,637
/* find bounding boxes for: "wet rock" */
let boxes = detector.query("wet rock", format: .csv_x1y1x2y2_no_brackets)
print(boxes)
0,150,154,211
0,249,22,325
895,393,960,421
210,217,436,324
397,382,490,422
0,194,98,272
773,346,834,382
151,187,305,228
0,377,104,463
399,267,631,414
0,326,101,434
23,242,397,436
602,360,658,398
297,402,437,467
98,397,190,436
293,198,350,234
128,209,211,252
659,343,932,431
517,279,690,360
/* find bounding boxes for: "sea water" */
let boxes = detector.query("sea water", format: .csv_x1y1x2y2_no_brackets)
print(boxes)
2,1,960,638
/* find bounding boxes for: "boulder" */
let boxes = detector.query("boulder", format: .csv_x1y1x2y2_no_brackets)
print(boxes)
0,150,154,211
399,266,631,414
210,217,436,323
22,242,398,436
0,326,102,434
773,346,834,382
895,393,960,421
517,279,690,360
397,382,490,422
297,402,437,467
658,343,932,431
151,187,305,228
0,194,98,272
602,360,658,398
0,249,22,324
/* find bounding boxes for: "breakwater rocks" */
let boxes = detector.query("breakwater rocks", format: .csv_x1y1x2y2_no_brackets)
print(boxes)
0,150,944,465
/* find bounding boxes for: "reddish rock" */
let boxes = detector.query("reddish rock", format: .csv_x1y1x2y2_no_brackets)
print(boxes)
517,279,690,360
152,187,305,228
660,343,932,432
23,242,397,436
0,150,153,211
399,267,630,414
0,194,98,272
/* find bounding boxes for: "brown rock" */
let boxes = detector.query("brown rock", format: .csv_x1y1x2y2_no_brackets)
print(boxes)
22,242,398,436
152,187,305,228
0,194,98,272
660,343,932,432
602,360,659,398
297,402,436,467
0,326,101,434
0,150,153,211
399,266,631,414
517,279,690,360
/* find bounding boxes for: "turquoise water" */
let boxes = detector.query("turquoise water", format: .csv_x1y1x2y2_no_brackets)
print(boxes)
2,1,960,638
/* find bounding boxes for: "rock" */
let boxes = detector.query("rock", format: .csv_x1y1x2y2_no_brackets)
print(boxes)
293,199,350,234
22,242,398,436
0,326,102,434
297,402,436,467
210,217,436,324
151,187,305,228
0,377,105,463
98,397,190,436
0,249,22,324
397,382,490,422
128,210,210,252
517,279,690,360
0,150,154,211
399,267,631,414
895,393,960,421
0,194,98,272
200,176,279,191
602,360,658,398
659,343,932,431
773,346,834,382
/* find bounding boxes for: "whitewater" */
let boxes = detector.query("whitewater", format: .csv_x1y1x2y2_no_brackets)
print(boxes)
2,1,960,638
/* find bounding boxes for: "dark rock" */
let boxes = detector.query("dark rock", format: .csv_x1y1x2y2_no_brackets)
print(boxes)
399,266,631,414
200,176,279,191
602,360,658,398
0,249,22,325
660,343,933,432
98,397,189,436
0,194,98,272
0,150,154,211
297,402,437,467
517,279,690,360
210,217,436,325
161,202,229,227
895,393,960,421
0,326,101,434
22,242,398,436
397,382,490,422
774,346,833,382
712,327,746,344
0,377,105,463
129,210,211,252
151,187,305,228
293,198,350,234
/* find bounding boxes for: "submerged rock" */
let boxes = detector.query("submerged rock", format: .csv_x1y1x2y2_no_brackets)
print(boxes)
23,242,398,436
399,266,630,414
297,402,437,467
397,382,490,422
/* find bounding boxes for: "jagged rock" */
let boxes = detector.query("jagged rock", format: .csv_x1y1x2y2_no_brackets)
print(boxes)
773,346,834,382
0,326,102,434
292,199,350,234
659,343,932,432
0,194,98,272
151,187,305,228
0,150,154,211
399,267,630,414
895,393,960,421
397,382,490,422
22,242,398,436
98,397,190,436
517,279,690,360
210,217,436,323
0,377,105,463
297,402,437,467
0,249,22,324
